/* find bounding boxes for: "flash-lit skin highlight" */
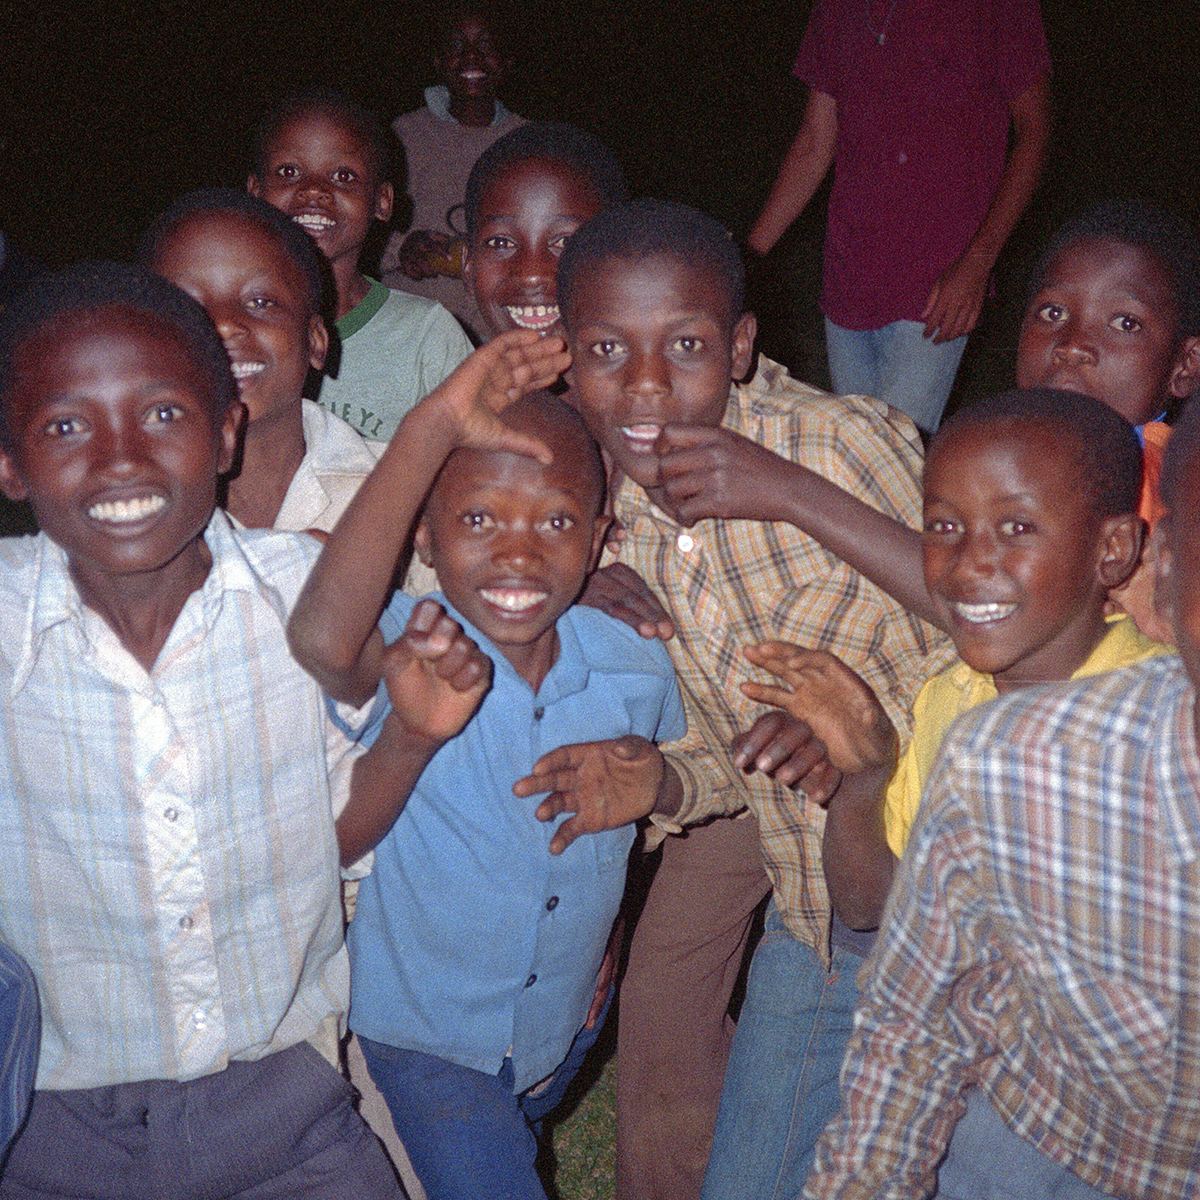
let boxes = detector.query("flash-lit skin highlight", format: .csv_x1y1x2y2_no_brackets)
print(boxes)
0,308,241,671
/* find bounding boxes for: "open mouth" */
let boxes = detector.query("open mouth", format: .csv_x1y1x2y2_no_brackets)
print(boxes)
230,361,265,390
949,600,1018,624
505,304,560,331
621,424,662,454
292,212,336,236
479,586,549,614
88,494,167,524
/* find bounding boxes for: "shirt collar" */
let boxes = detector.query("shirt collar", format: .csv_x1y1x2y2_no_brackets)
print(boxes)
423,84,516,127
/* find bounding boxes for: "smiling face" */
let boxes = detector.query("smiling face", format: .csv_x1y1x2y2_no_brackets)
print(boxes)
1016,238,1197,426
151,211,327,428
0,307,239,599
249,109,393,272
414,404,608,690
440,11,504,112
564,252,755,501
922,421,1131,692
464,156,607,338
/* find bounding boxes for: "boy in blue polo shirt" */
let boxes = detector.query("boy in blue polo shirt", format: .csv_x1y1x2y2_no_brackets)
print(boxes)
288,368,686,1200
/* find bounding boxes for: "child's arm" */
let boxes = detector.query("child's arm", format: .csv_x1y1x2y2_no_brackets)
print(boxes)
288,331,570,705
741,642,898,930
341,600,491,867
651,424,937,627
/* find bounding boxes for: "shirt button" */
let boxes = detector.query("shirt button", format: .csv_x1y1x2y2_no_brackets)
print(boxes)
546,896,559,911
525,973,537,988
193,1011,206,1028
533,707,545,721
676,532,695,553
179,915,193,930
163,807,178,822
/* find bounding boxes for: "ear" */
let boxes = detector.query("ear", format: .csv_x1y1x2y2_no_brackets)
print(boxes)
307,314,329,373
0,447,29,502
588,512,611,572
373,182,394,224
246,173,261,198
1168,335,1200,400
217,400,246,476
413,516,434,567
1096,512,1144,590
730,312,757,381
461,243,473,291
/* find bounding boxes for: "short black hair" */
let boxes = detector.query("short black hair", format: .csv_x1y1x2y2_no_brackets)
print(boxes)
929,387,1143,519
1027,199,1200,340
558,198,745,333
433,0,506,57
250,86,393,189
139,188,331,321
463,123,627,242
0,261,236,451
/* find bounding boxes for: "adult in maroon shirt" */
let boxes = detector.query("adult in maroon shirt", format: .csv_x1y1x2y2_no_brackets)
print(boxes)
749,0,1050,432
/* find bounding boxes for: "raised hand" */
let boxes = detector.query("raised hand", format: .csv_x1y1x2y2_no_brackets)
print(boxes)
578,562,675,640
380,598,492,748
730,710,841,803
740,641,896,774
513,735,665,855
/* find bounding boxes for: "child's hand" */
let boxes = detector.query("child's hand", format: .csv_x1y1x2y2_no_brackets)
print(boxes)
380,599,492,747
740,642,896,774
652,425,798,525
578,563,675,640
513,735,665,854
730,711,840,803
586,915,624,1030
419,329,571,464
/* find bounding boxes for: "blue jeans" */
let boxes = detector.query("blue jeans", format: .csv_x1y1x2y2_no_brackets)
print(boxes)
700,900,864,1200
824,317,967,432
356,991,609,1200
938,1089,1115,1199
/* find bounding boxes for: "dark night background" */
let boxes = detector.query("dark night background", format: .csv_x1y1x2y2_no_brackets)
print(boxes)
2,0,1198,389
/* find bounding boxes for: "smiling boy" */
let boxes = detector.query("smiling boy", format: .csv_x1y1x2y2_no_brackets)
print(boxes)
555,198,950,1200
250,88,472,440
288,357,686,1199
803,397,1200,1200
0,262,410,1198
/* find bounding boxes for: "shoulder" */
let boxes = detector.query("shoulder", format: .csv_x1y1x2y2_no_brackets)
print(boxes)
216,519,323,606
945,655,1187,762
299,399,384,471
564,605,677,680
377,289,468,342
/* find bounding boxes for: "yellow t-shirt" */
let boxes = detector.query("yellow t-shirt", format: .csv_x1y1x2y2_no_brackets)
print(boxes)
883,615,1168,858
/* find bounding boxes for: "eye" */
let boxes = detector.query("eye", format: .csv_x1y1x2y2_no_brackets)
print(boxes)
274,163,300,181
671,336,704,354
588,340,623,358
246,295,277,311
549,230,577,254
333,168,357,185
540,513,576,533
923,516,960,536
148,403,184,424
461,511,495,530
43,416,85,438
1110,313,1143,333
1035,302,1066,324
999,519,1035,536
482,235,515,252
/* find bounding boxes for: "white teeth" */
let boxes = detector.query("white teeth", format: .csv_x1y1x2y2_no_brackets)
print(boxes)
230,362,265,380
293,213,335,231
951,601,1017,624
88,495,166,524
506,305,560,330
480,587,547,613
622,424,661,451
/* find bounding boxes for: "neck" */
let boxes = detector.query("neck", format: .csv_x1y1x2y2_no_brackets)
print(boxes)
448,93,497,127
70,536,214,674
501,627,560,693
225,401,307,530
333,261,372,320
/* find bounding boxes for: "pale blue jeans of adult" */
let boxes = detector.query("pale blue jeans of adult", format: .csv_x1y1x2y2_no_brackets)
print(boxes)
699,899,864,1200
938,1089,1116,1199
824,317,968,433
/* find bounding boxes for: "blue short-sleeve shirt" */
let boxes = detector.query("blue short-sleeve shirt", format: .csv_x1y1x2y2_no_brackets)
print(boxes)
345,594,685,1091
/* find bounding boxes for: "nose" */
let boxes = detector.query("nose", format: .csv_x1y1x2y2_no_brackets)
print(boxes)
94,416,148,480
210,301,248,343
624,345,670,399
513,243,555,290
952,526,1000,581
491,525,543,570
296,171,332,201
1050,315,1097,364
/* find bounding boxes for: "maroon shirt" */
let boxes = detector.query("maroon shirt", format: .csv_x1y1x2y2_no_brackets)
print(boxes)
794,0,1050,329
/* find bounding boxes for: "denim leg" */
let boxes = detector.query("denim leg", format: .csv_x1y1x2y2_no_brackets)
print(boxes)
520,986,612,1130
357,1038,546,1200
824,319,882,401
874,319,967,432
937,1090,1116,1200
700,900,863,1200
